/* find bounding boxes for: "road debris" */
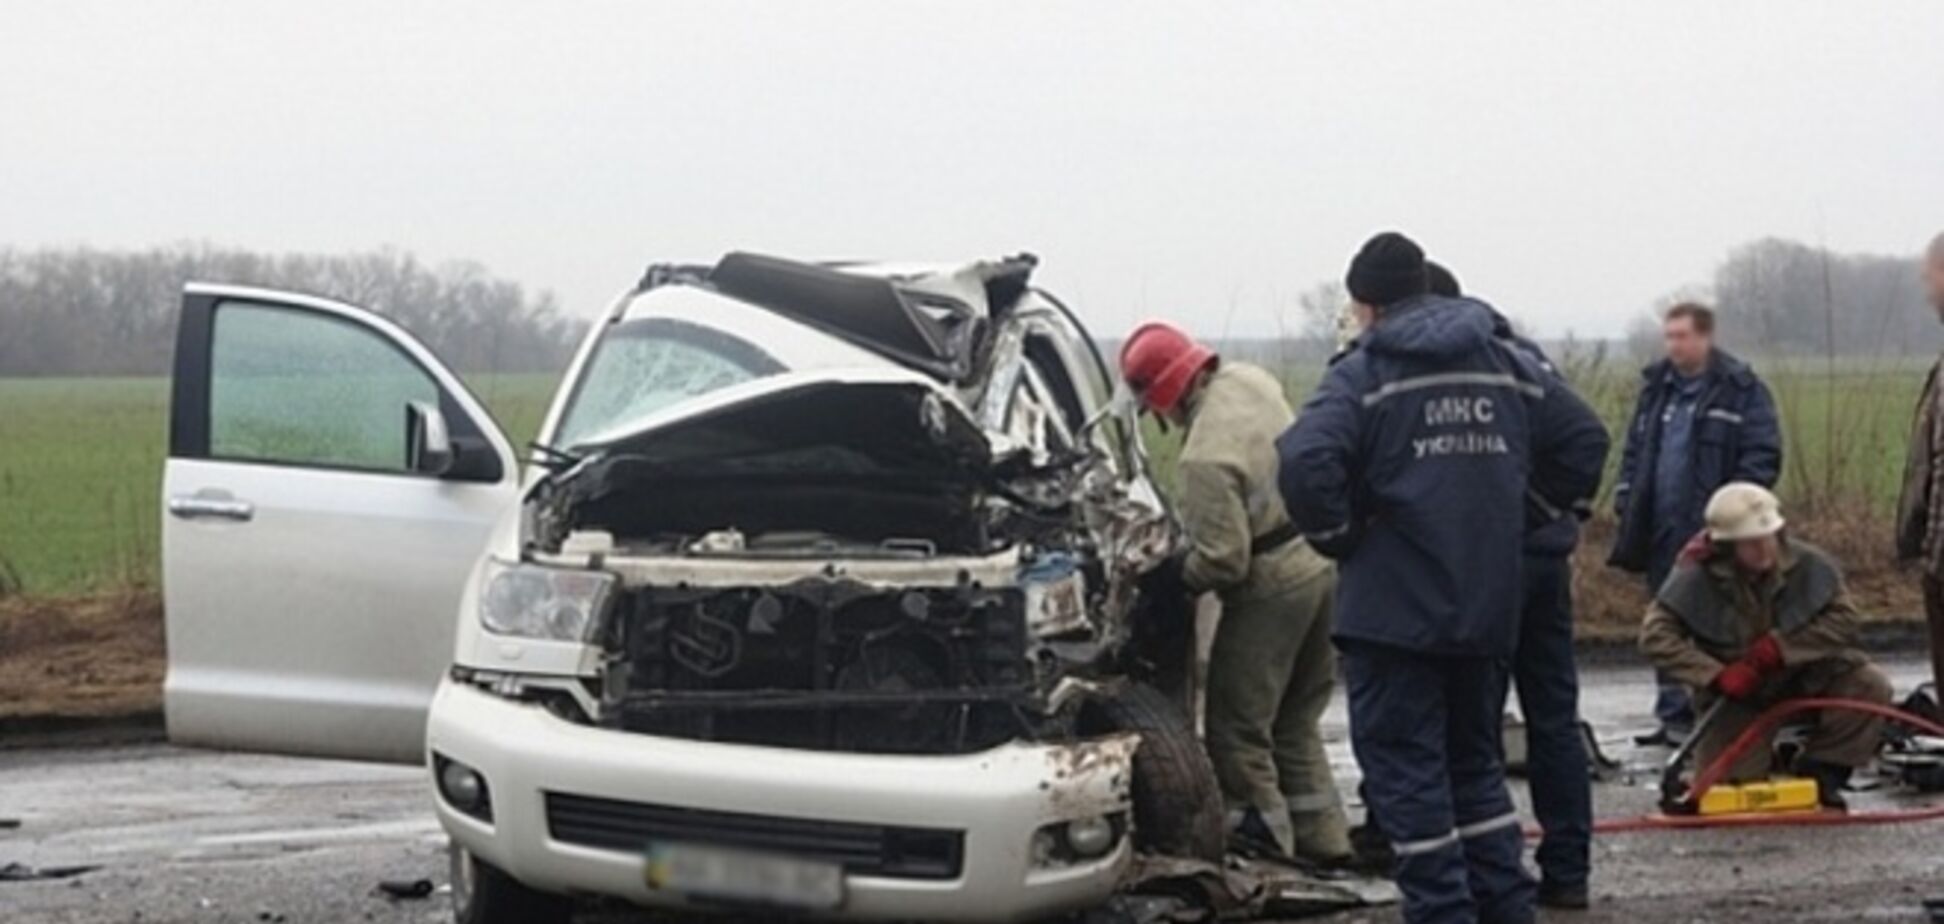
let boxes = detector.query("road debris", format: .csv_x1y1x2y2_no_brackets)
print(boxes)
0,862,101,882
1080,854,1399,922
373,877,435,900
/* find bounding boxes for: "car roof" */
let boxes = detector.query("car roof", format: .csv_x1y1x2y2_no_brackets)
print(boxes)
634,252,1038,382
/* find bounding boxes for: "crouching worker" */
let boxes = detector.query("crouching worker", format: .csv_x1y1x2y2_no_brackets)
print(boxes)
1640,482,1893,808
1119,321,1352,865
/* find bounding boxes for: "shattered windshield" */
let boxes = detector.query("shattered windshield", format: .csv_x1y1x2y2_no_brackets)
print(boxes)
555,317,788,447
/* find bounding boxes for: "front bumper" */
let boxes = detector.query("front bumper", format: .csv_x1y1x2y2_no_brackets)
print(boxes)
425,679,1135,922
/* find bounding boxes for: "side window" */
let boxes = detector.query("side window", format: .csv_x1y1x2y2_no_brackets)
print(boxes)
1022,334,1087,433
208,302,439,472
1023,330,1133,471
1005,367,1076,458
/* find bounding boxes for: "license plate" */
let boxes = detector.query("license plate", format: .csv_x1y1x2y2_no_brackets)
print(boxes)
644,841,845,911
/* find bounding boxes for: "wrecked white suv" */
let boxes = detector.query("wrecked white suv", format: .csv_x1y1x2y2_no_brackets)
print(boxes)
162,253,1222,923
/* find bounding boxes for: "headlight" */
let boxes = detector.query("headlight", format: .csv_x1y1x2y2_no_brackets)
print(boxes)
477,559,616,642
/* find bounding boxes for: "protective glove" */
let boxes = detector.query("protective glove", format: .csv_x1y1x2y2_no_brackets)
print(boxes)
1742,633,1785,675
1714,661,1764,701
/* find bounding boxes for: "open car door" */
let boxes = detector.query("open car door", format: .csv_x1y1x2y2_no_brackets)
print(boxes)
163,284,521,764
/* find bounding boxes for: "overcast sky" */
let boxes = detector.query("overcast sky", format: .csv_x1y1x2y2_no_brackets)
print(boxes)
3,1,1939,338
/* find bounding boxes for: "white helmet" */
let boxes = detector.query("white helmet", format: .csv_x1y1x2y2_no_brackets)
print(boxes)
1705,482,1786,542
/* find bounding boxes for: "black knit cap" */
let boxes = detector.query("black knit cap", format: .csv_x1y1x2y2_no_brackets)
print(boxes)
1346,231,1429,306
1426,260,1461,297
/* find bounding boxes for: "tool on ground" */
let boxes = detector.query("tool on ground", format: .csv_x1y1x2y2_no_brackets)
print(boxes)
1658,697,1822,817
1590,696,1944,835
1880,684,1944,792
1658,698,1727,813
1501,716,1621,782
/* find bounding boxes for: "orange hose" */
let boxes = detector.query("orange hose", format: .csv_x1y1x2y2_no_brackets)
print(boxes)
1582,697,1944,835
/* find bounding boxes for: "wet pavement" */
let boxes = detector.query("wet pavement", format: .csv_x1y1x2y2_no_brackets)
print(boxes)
3,661,1942,923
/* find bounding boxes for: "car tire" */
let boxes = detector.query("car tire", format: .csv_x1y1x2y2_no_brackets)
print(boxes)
450,842,572,924
1081,683,1226,862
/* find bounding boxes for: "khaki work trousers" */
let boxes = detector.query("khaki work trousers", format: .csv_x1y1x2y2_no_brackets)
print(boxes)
1204,566,1351,861
1693,657,1894,782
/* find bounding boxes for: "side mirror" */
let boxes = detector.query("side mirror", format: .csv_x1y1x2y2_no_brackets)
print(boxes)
406,400,454,476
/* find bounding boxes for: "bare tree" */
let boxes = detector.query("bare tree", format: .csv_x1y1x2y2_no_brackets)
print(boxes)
1296,280,1348,351
0,244,585,377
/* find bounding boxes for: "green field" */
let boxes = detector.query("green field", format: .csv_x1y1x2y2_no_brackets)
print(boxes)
0,360,1927,596
0,374,560,594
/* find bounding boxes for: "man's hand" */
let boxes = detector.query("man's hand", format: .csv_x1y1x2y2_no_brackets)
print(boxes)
1714,635,1783,701
1714,661,1764,701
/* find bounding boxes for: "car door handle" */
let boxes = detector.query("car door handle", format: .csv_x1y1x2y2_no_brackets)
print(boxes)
168,496,256,522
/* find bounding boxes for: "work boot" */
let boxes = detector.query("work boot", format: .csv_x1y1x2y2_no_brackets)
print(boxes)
1345,822,1394,876
1538,880,1590,910
1633,724,1690,748
1228,807,1293,859
1796,759,1853,811
1901,689,1943,726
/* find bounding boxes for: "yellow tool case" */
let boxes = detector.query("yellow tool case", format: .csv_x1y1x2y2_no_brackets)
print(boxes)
1695,777,1821,816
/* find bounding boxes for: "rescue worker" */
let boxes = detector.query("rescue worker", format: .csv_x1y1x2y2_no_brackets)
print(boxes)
1609,302,1782,746
1641,483,1893,809
1279,232,1606,924
1119,322,1352,865
1428,262,1611,910
1895,231,1944,698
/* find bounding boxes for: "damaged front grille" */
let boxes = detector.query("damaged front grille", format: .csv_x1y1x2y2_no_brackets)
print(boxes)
545,792,964,880
603,580,1036,754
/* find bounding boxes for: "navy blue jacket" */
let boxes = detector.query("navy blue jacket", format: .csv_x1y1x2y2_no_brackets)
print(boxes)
1277,295,1607,658
1607,350,1781,573
1484,311,1612,557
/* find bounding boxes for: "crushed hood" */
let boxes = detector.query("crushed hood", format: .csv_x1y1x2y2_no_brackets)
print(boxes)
567,373,992,482
533,372,1002,552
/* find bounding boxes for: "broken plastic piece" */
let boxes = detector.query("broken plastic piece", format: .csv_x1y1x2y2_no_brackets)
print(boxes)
0,862,101,882
374,878,435,900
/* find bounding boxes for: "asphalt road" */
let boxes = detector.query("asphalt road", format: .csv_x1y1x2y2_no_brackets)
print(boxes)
4,662,1943,924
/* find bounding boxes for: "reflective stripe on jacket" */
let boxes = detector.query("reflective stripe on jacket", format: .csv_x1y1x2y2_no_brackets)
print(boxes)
1608,350,1781,573
1276,294,1602,657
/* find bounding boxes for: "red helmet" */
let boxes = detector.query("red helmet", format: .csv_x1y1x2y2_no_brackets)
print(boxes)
1119,321,1216,415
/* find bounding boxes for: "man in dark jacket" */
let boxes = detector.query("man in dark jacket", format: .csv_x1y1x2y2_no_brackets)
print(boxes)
1279,233,1606,924
1608,302,1781,744
1430,264,1612,909
1895,232,1944,696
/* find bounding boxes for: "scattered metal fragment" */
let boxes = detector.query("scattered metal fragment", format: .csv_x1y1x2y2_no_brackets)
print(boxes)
374,877,435,900
0,862,101,882
1084,854,1398,922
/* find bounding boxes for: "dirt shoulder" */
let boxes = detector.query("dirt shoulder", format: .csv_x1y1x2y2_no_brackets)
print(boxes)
1569,514,1926,642
0,589,163,725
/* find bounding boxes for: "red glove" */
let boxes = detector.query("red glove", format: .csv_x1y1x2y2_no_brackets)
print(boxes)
1714,661,1764,701
1743,634,1785,674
